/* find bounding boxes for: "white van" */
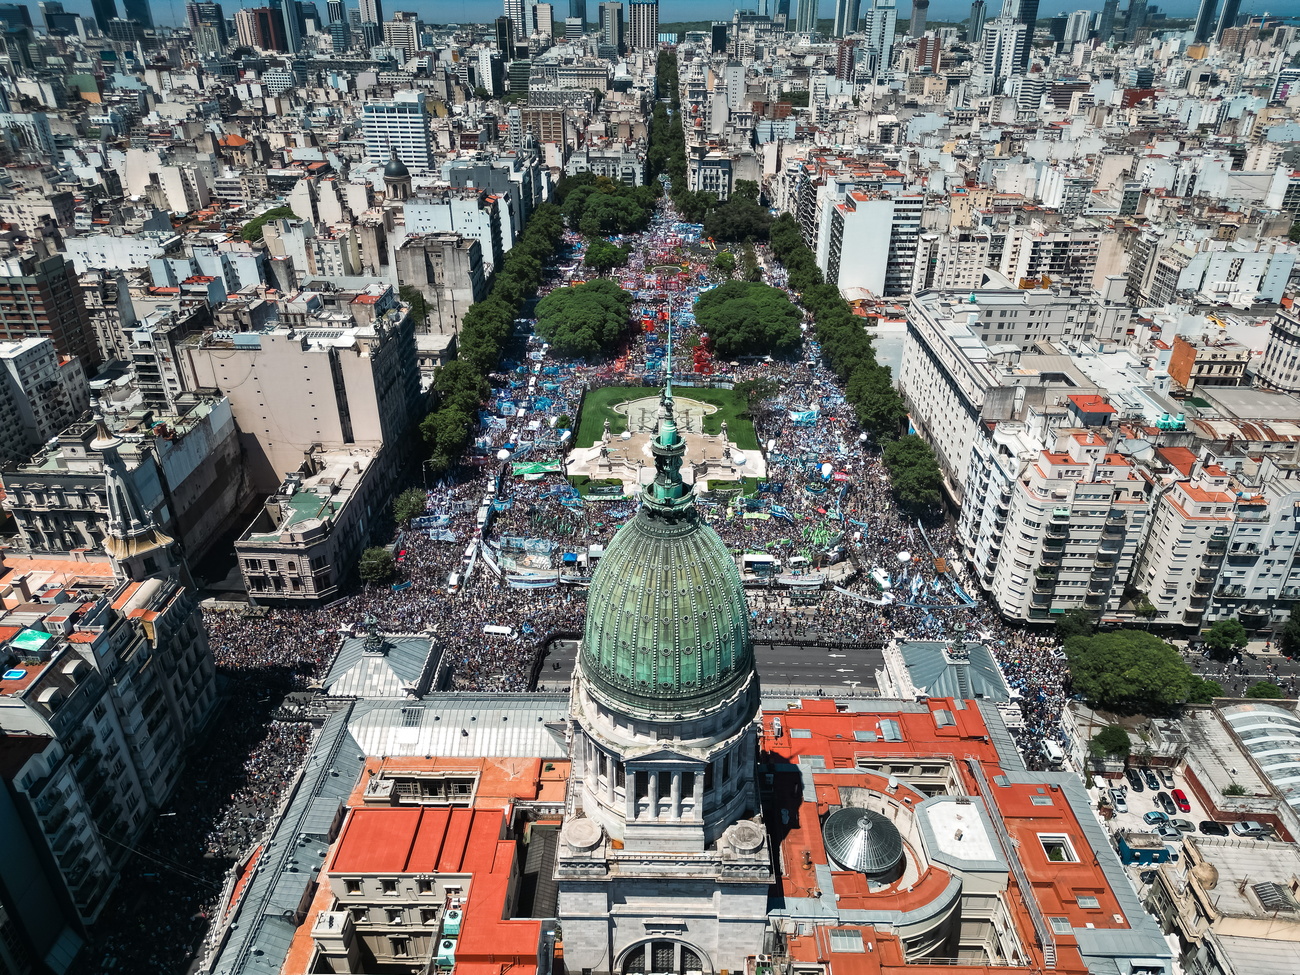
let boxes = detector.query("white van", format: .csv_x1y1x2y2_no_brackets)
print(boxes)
447,572,462,593
483,624,516,638
1043,740,1066,768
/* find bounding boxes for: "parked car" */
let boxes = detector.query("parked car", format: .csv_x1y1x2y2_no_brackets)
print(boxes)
1143,768,1160,790
1156,791,1177,815
1169,818,1195,833
1199,821,1229,836
1160,769,1175,789
1152,825,1182,840
1109,788,1129,813
1172,788,1190,813
1143,810,1170,825
1231,821,1269,837
1125,768,1146,793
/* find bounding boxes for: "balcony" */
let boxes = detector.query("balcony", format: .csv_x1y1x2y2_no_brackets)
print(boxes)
1216,585,1246,598
1043,538,1066,551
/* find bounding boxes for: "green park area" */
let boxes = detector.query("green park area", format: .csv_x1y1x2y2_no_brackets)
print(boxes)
576,385,760,451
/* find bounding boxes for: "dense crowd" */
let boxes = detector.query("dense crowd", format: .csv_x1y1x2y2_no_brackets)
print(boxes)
82,192,1082,975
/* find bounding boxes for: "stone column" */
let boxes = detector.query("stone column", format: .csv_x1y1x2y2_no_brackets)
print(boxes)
626,768,637,821
648,768,659,818
693,770,704,817
670,770,682,820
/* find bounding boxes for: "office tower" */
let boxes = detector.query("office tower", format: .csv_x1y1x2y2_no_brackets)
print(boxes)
0,3,31,27
89,0,117,30
362,91,432,171
1001,0,1037,26
0,252,99,372
1097,0,1116,39
908,0,926,35
1048,12,1065,41
503,0,533,38
774,0,791,19
358,0,381,24
120,0,152,27
1215,0,1239,41
794,0,818,33
969,0,985,40
833,0,859,36
236,6,287,48
329,18,348,48
710,20,726,50
627,0,656,49
599,1,623,49
564,15,582,37
495,13,514,52
569,0,585,23
1192,0,1215,41
186,1,226,42
861,0,897,81
326,0,343,20
39,0,80,32
535,2,553,34
1124,0,1146,41
274,0,301,50
359,18,379,44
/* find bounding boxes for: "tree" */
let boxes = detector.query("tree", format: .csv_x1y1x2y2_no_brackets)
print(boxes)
846,365,907,441
713,250,736,278
1279,605,1300,657
702,197,773,242
392,488,426,526
357,546,395,585
1223,782,1247,796
735,377,778,410
693,281,802,358
1063,629,1217,713
733,179,760,203
882,435,943,516
241,205,295,241
1056,608,1095,644
1204,617,1249,659
1089,724,1131,759
584,239,632,274
474,85,490,100
1290,221,1300,244
1246,681,1285,699
421,407,474,460
399,285,429,329
534,279,632,358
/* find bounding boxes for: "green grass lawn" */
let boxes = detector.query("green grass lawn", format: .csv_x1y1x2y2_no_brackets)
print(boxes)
576,385,759,451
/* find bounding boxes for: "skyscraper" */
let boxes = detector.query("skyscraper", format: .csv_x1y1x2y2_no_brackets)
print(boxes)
1097,0,1116,41
90,0,117,31
0,252,99,372
794,0,818,33
908,0,927,35
968,0,986,41
326,0,343,21
361,91,432,171
832,0,859,36
861,0,897,82
328,18,348,49
1192,0,1215,42
120,0,152,26
569,0,586,23
358,0,381,24
1215,0,1240,41
1124,0,1146,42
495,13,514,53
627,0,656,49
598,1,623,50
976,17,1028,92
503,0,533,38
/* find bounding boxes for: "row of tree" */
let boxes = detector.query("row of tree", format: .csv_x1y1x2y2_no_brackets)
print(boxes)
558,172,658,238
418,203,565,474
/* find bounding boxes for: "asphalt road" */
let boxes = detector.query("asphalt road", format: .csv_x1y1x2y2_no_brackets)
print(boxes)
532,638,885,693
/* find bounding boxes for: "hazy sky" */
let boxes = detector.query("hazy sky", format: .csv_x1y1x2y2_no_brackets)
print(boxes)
20,0,1229,28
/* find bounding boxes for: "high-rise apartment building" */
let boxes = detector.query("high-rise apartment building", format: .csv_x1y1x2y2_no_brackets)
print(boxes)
235,5,287,48
860,0,896,81
975,17,1028,94
361,90,432,171
503,0,533,37
358,0,381,23
0,250,99,372
968,0,985,39
627,0,656,49
382,11,418,57
0,337,87,466
598,0,623,49
535,3,553,34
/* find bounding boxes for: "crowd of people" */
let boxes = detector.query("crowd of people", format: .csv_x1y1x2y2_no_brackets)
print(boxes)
82,192,1086,975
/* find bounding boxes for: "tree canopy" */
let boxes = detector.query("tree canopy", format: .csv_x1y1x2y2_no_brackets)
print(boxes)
1280,605,1300,657
1246,681,1284,699
1055,608,1096,644
1090,724,1131,759
882,436,943,515
702,196,773,242
1064,629,1223,713
392,488,426,526
357,546,395,584
561,177,656,237
1204,617,1249,659
584,238,632,274
534,279,632,358
693,281,802,358
241,206,295,241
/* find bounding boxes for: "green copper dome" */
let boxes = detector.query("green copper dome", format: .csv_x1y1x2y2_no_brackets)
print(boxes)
580,386,754,714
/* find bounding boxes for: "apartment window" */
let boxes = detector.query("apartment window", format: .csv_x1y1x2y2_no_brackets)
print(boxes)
421,908,438,925
387,909,404,924
417,878,435,894
351,907,370,923
391,937,410,957
380,879,398,894
345,879,362,894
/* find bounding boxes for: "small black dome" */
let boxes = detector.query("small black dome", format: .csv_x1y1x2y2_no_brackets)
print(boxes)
383,153,409,179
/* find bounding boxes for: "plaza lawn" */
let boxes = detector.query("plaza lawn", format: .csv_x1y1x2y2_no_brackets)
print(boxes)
576,385,760,451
